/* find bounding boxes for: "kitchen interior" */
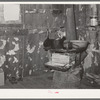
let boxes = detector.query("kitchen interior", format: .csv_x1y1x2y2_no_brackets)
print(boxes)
0,4,99,89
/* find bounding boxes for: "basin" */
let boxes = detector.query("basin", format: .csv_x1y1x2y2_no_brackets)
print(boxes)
64,40,90,53
70,40,89,49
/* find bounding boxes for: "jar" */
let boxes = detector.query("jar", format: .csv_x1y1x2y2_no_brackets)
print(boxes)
90,16,98,26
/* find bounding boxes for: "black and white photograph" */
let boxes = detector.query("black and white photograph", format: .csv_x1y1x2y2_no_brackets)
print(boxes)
0,2,100,91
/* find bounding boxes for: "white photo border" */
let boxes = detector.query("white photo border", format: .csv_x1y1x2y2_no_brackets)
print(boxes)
0,1,100,99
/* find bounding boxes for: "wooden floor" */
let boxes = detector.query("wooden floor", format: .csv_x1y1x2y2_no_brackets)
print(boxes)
0,70,100,89
0,71,53,89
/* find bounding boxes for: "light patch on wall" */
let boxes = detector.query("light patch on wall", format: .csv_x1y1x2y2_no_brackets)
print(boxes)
28,57,32,61
12,42,19,51
5,65,8,68
63,20,65,24
37,41,43,53
27,45,36,53
8,57,11,61
25,64,28,67
14,67,16,71
0,39,6,49
4,4,20,21
13,56,18,63
7,42,19,55
8,74,11,77
79,35,85,40
55,17,58,21
16,70,19,78
29,70,32,75
39,30,44,34
6,50,16,55
33,65,35,68
33,69,35,72
7,38,10,42
39,41,43,46
41,57,43,60
38,9,46,13
0,55,6,67
29,29,38,34
66,9,69,16
37,49,40,54
14,37,19,41
76,27,79,30
44,69,48,72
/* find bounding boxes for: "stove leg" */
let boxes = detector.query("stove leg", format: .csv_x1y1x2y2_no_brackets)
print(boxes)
80,65,84,80
79,53,84,81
